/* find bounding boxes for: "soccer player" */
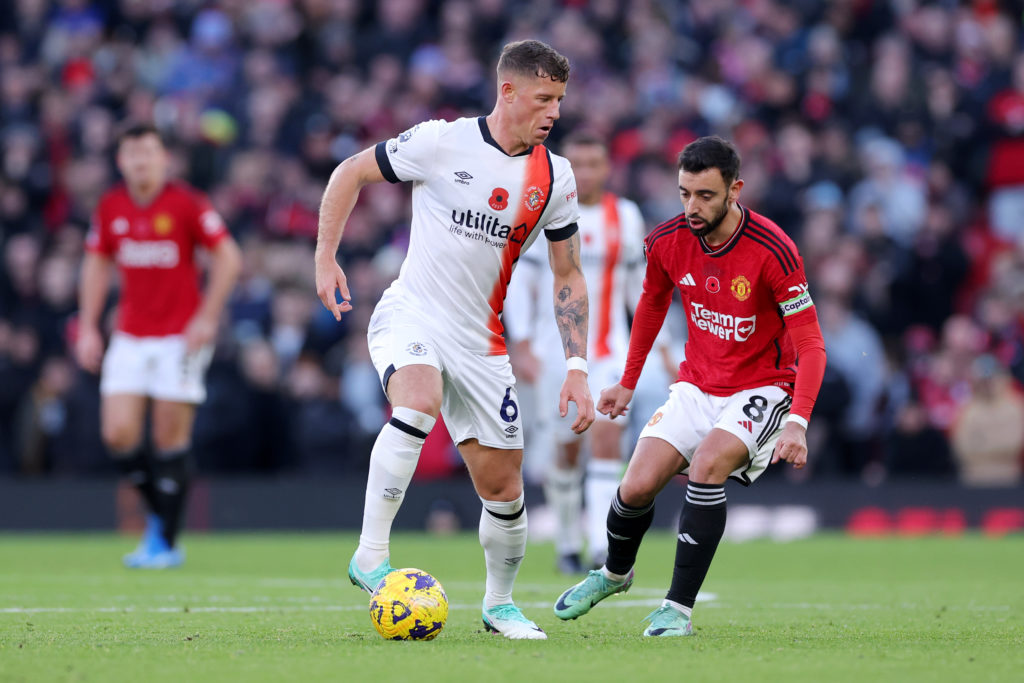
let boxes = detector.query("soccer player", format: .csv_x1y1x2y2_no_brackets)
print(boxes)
553,136,826,636
505,133,651,573
76,124,242,569
315,40,595,640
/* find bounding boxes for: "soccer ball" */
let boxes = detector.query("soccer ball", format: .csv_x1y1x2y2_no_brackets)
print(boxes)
368,568,448,641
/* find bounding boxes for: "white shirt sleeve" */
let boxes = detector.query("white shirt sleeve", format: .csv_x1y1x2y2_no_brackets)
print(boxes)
375,120,444,183
542,161,580,235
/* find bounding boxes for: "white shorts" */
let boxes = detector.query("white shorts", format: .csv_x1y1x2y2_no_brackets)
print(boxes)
638,382,792,485
100,333,214,404
537,356,624,446
367,302,524,450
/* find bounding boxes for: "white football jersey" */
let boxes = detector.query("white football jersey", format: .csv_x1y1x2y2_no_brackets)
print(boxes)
505,193,645,363
375,117,580,355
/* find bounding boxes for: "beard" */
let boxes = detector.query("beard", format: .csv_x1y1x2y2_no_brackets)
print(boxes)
688,199,730,238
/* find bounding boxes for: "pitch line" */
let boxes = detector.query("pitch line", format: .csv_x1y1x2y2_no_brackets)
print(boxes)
3,598,1015,615
0,597,704,615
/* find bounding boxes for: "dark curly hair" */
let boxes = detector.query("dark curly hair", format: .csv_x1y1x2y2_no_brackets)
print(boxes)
679,136,741,186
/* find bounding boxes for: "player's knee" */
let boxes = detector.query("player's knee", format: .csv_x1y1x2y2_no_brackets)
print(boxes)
101,422,141,454
554,443,581,469
393,393,441,418
477,478,523,502
617,477,656,508
590,438,620,462
688,451,731,484
152,432,190,453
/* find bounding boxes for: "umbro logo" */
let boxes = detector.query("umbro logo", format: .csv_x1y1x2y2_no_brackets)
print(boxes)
739,420,752,432
454,171,473,185
679,273,696,286
504,425,519,435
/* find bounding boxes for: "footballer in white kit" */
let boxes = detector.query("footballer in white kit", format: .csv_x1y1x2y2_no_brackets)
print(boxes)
369,115,580,449
315,40,595,640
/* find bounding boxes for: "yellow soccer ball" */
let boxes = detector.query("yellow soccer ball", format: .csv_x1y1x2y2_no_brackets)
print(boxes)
368,568,448,641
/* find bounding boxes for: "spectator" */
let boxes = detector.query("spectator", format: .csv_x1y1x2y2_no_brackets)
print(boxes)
0,1,1019,479
884,400,956,480
950,355,1024,486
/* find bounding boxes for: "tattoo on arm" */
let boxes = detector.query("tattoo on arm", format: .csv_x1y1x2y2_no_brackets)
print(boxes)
552,232,588,359
554,284,588,359
566,232,582,273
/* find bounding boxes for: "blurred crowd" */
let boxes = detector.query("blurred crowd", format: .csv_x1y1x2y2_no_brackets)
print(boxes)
1,0,1023,485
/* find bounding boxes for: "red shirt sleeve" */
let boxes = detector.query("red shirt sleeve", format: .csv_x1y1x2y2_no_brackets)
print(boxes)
786,319,826,422
620,243,675,390
191,192,229,249
765,244,826,423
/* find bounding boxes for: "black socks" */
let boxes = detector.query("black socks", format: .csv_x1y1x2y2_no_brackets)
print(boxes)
666,481,727,608
114,446,160,514
151,448,193,548
604,489,655,576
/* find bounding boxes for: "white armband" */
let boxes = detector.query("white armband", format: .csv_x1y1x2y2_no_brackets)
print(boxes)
786,414,808,429
566,356,588,374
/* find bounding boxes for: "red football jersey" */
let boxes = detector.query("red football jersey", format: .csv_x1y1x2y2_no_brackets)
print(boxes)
86,181,228,337
622,206,817,396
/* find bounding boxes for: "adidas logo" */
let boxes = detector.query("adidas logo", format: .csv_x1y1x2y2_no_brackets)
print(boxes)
738,420,752,432
678,533,698,545
679,273,696,286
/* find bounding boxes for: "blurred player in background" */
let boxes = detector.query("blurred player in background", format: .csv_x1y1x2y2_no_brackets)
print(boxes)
76,124,242,569
315,40,594,639
506,133,671,573
554,136,826,636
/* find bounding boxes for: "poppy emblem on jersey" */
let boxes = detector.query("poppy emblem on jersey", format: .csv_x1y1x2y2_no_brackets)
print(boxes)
406,342,428,356
523,185,545,211
705,276,721,294
647,412,663,426
154,213,173,236
489,188,509,211
731,275,751,301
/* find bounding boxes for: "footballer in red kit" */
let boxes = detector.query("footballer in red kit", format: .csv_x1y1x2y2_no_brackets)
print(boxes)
623,204,817,405
555,136,826,637
76,124,242,569
87,183,228,337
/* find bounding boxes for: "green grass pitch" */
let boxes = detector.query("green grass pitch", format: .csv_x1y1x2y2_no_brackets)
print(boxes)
1,531,1021,682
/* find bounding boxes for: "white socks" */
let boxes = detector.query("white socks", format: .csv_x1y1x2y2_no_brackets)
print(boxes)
479,494,527,609
544,465,583,556
585,458,622,564
664,599,693,618
354,407,435,572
